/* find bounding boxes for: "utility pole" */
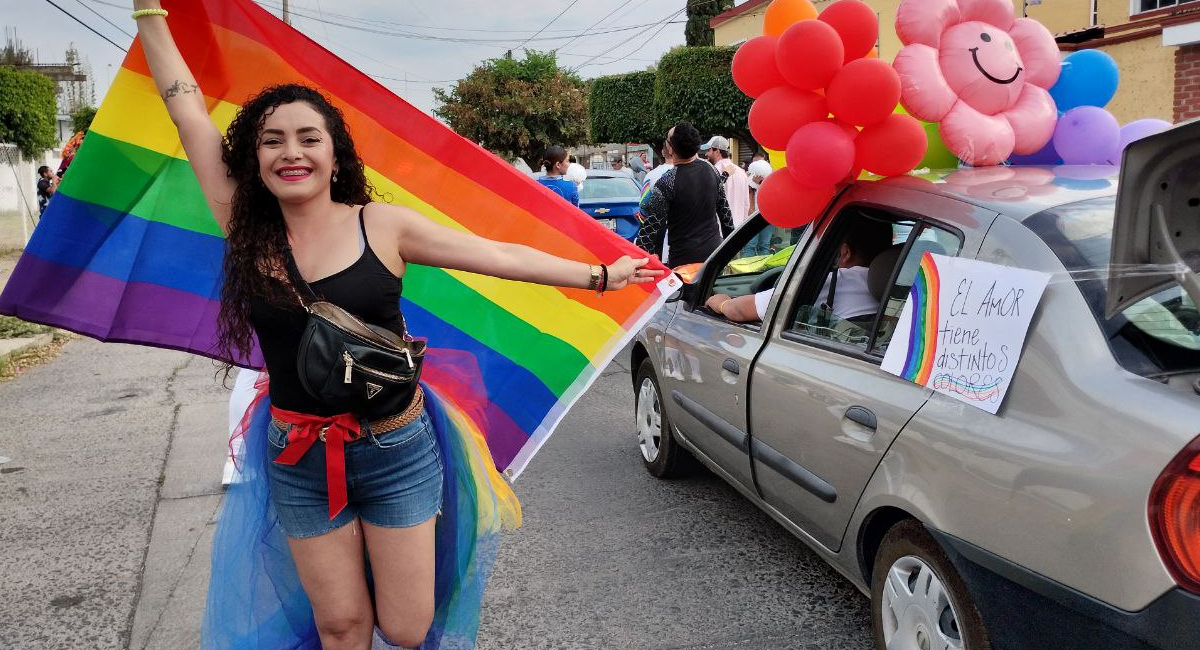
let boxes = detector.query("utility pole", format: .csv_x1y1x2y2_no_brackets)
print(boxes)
282,0,291,24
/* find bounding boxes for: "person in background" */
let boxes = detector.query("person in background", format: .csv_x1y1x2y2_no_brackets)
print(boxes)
702,136,750,229
627,156,647,186
611,155,633,178
36,165,57,215
537,145,579,207
635,122,733,268
744,159,776,255
751,150,767,164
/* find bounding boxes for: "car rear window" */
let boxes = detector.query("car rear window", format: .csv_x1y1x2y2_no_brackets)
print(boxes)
580,177,640,201
1026,197,1200,378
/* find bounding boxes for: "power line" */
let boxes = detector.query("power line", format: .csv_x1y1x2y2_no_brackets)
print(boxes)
569,6,687,72
73,0,134,39
513,0,582,52
553,0,637,53
40,0,128,52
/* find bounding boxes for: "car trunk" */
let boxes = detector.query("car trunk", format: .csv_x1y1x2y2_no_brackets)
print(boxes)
1107,119,1200,319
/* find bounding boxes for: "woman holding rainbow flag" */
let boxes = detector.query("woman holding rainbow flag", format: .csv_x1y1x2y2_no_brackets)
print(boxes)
130,1,661,649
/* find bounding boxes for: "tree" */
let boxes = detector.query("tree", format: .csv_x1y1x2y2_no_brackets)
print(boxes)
654,46,752,145
0,66,58,159
71,105,98,133
589,71,658,145
434,50,588,168
685,0,735,47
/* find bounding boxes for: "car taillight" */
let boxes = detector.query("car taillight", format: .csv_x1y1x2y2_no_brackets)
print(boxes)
1149,436,1200,594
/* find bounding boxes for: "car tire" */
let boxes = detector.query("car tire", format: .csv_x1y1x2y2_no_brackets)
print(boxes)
871,520,991,650
634,358,694,478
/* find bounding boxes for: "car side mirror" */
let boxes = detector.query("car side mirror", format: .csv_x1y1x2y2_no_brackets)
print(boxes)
667,281,697,305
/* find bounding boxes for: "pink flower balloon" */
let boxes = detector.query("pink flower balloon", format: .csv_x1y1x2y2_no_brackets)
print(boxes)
894,0,1060,166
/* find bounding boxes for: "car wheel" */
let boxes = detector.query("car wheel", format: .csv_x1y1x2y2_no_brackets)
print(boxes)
634,358,693,478
871,520,991,650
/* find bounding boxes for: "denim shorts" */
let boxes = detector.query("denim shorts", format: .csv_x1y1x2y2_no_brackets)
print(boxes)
265,410,444,539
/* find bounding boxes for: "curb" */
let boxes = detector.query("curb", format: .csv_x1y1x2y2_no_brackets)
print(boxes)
0,332,54,364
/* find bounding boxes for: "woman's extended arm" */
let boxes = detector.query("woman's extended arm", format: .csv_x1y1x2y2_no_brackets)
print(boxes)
386,204,661,291
133,0,234,232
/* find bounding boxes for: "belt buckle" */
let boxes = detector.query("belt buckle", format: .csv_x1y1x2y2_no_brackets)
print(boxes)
318,425,330,442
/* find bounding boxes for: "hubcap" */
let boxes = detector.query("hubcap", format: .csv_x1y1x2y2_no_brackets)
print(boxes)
636,378,662,463
880,555,964,650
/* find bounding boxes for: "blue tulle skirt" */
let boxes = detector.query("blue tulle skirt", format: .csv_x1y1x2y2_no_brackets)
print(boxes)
200,376,521,650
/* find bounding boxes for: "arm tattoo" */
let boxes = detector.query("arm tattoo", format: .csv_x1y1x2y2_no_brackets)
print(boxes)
163,79,200,100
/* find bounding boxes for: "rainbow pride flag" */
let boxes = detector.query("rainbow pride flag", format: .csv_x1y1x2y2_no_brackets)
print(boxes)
0,0,675,479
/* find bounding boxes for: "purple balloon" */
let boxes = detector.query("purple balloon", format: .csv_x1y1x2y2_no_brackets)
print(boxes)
1053,106,1121,165
1106,118,1172,165
1008,137,1061,165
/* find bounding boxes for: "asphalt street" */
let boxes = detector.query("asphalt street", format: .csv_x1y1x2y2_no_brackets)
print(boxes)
0,338,872,650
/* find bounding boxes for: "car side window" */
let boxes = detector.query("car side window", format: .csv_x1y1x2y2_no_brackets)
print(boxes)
788,210,900,349
870,225,963,355
704,215,804,306
787,209,963,356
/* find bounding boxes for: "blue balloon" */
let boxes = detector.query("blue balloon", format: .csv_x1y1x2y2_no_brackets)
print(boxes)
1049,50,1120,111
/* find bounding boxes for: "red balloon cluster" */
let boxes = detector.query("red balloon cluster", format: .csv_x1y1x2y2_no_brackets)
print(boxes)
731,0,927,228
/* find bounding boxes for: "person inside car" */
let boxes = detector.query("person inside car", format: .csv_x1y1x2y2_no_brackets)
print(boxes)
705,218,892,323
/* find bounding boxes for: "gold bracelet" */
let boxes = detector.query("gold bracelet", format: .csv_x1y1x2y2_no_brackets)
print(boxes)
132,8,168,19
587,264,601,292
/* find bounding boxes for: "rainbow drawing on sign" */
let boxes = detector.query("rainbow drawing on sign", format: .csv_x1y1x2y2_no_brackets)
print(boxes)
901,252,940,384
930,374,1003,402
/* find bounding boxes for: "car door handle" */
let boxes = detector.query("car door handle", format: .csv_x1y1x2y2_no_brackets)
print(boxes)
721,358,740,375
844,406,877,431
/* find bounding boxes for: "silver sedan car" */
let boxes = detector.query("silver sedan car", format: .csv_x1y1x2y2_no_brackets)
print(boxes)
630,123,1200,650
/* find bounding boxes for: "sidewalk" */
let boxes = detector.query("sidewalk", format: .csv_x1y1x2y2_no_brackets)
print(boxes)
0,338,229,650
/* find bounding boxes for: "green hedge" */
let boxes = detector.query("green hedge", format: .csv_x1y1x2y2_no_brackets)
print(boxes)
653,46,751,142
589,71,657,144
0,66,57,159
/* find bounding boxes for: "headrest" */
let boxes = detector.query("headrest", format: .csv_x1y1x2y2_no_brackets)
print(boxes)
867,244,904,302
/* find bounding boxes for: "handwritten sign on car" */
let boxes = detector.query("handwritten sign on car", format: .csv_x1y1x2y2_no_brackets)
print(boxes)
881,253,1050,414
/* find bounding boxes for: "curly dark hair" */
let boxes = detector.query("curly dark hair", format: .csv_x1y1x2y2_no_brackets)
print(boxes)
217,84,375,363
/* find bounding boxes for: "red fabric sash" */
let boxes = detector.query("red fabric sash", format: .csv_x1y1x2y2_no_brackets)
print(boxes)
269,407,362,520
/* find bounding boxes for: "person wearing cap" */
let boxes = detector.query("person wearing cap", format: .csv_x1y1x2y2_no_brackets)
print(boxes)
745,159,776,255
702,135,750,229
611,155,634,179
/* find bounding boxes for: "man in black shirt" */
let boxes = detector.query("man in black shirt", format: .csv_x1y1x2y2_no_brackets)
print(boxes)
635,122,733,267
36,165,57,215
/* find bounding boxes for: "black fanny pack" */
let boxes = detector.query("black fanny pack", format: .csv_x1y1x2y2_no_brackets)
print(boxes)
285,249,425,418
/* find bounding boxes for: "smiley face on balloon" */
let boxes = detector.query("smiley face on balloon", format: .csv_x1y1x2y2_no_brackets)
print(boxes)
893,0,1061,165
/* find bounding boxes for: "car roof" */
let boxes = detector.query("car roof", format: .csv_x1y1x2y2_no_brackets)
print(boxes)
868,165,1119,221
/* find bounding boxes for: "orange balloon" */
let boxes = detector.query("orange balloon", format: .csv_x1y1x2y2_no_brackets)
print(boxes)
865,47,878,59
764,0,819,37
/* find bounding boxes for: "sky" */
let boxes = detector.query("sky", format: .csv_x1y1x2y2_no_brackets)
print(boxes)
3,0,696,116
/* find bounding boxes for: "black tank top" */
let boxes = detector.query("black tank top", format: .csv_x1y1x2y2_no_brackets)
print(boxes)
249,206,406,415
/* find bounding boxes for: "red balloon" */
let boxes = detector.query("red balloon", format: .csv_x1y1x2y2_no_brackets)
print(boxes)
819,0,879,62
776,20,844,91
756,169,837,228
826,117,860,141
748,86,828,150
827,59,901,127
732,36,787,99
786,122,856,188
856,114,928,177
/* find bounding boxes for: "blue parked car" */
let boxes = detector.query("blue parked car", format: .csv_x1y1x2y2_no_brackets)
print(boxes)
579,170,641,243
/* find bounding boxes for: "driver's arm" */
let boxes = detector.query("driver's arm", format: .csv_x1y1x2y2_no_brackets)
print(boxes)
705,292,763,322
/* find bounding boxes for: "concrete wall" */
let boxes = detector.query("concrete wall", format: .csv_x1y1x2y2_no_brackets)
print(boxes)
1103,36,1178,121
713,6,768,45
